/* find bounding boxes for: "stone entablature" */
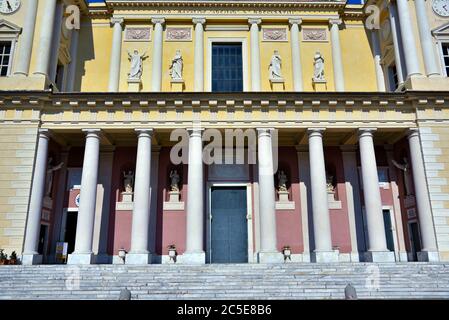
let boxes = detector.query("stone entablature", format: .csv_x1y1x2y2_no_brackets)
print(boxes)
0,91,448,128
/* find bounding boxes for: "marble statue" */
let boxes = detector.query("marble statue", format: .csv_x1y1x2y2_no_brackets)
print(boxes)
392,158,413,196
127,50,148,80
326,173,335,193
123,171,134,193
169,170,180,192
278,170,288,192
313,51,325,81
45,158,63,197
269,50,283,79
170,50,183,80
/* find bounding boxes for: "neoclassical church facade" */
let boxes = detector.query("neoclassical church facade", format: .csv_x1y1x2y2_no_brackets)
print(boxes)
1,0,449,265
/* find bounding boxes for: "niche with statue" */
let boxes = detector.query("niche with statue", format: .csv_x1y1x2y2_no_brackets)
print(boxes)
163,166,184,211
116,166,135,211
325,164,342,210
275,168,295,210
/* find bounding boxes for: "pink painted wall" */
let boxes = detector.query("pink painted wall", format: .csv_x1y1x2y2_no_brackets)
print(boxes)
108,147,136,255
325,147,352,253
275,147,303,253
156,147,188,256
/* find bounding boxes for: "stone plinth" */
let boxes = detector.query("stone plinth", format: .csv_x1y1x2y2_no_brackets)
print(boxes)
171,79,184,92
116,192,133,211
128,78,142,92
163,190,184,211
312,79,327,92
270,78,285,91
275,190,295,210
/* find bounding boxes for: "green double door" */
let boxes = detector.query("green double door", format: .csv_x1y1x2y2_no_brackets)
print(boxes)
210,187,248,263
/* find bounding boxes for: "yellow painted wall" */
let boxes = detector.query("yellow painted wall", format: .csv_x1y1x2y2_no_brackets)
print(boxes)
340,23,378,91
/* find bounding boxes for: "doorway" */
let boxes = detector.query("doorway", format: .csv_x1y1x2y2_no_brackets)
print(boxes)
209,187,248,263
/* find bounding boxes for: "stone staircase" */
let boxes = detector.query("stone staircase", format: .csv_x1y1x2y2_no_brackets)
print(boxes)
1,263,449,300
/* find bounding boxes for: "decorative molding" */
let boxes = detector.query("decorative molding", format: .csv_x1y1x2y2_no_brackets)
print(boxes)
303,28,327,42
262,28,287,42
205,25,249,31
166,27,192,41
125,27,151,41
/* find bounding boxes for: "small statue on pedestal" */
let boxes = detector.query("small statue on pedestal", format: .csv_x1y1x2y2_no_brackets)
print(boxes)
123,171,134,193
169,170,180,192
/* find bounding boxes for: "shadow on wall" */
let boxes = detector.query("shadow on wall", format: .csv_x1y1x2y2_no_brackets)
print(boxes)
74,21,95,92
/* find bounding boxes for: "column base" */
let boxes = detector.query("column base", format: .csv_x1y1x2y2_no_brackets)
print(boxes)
417,251,440,262
365,251,396,263
21,253,43,265
258,251,284,263
181,252,206,264
311,251,339,263
67,253,94,265
125,253,152,265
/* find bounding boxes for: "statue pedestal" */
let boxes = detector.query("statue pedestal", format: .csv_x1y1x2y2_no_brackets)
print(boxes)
312,79,327,92
275,190,295,210
116,192,134,211
171,79,184,92
327,191,342,209
270,78,285,91
128,78,142,92
163,190,184,211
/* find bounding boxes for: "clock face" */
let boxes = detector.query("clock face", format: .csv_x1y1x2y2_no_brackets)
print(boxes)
0,0,20,14
433,0,449,17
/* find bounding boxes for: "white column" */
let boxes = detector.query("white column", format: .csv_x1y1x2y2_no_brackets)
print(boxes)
371,30,386,92
66,29,79,92
14,0,38,76
297,147,311,262
108,18,124,92
193,18,206,92
289,19,304,92
407,129,439,261
184,128,205,264
33,0,58,77
48,1,64,83
308,129,338,262
389,4,405,85
22,129,50,265
396,0,422,77
257,129,283,263
126,130,153,264
414,0,441,77
249,18,262,92
151,18,165,92
329,19,345,92
68,129,101,264
358,129,395,262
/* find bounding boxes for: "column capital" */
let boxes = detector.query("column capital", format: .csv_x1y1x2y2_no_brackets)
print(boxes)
111,17,124,27
257,128,275,137
135,128,154,138
358,128,377,137
192,17,206,25
151,17,165,25
407,128,420,138
340,145,358,152
38,128,51,140
329,18,342,27
248,18,262,25
307,128,326,136
187,128,204,137
82,129,102,139
289,18,303,26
